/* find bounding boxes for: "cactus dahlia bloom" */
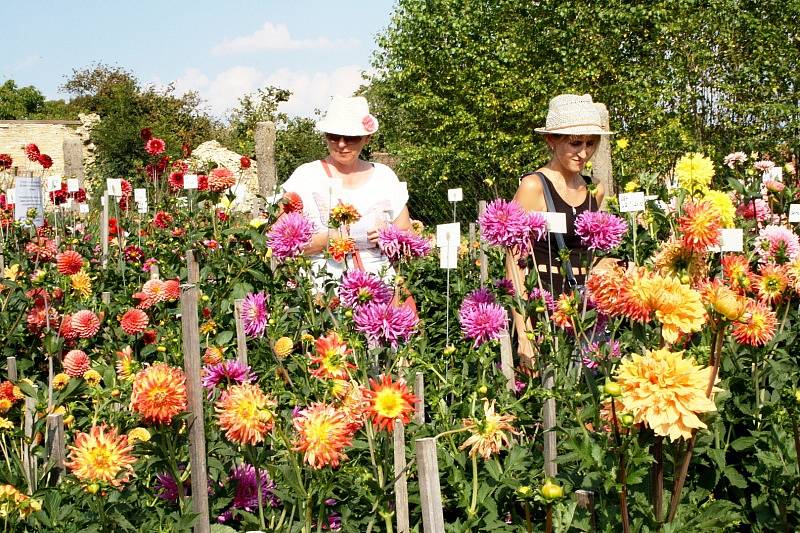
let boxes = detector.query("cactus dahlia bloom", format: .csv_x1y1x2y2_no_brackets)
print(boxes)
678,201,721,252
65,425,136,487
614,348,720,441
732,299,778,347
215,383,276,445
364,375,417,432
292,402,354,469
459,400,519,459
130,363,187,424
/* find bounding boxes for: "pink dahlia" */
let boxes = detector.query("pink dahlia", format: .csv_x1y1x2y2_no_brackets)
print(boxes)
241,292,269,337
142,279,167,304
71,310,100,338
459,300,507,347
208,168,235,192
736,198,771,222
581,340,621,369
754,225,800,265
121,309,149,335
528,288,556,312
478,199,547,254
63,349,90,378
202,360,256,396
574,211,628,251
461,288,496,313
56,250,84,275
25,238,58,262
266,213,315,260
377,225,432,264
353,302,418,348
163,279,181,301
754,160,775,173
338,270,393,308
723,152,747,169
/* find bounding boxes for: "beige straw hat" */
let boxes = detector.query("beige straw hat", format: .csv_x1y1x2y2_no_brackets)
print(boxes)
534,94,615,136
316,96,379,136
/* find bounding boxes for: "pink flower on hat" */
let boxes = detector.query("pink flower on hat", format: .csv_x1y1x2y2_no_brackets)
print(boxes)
362,115,377,134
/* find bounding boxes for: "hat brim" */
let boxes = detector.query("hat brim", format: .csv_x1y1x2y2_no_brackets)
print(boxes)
316,118,378,137
534,126,615,136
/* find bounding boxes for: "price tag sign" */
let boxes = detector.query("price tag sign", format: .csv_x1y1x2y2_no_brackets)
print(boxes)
183,174,198,190
79,203,90,214
720,228,743,252
46,176,62,192
6,188,15,204
436,223,461,248
137,201,148,214
447,188,463,202
134,188,147,203
67,178,80,192
535,211,567,234
618,192,646,213
439,244,458,269
789,204,800,223
106,178,122,197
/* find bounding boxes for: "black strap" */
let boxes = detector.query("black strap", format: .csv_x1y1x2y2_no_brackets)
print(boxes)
527,171,578,289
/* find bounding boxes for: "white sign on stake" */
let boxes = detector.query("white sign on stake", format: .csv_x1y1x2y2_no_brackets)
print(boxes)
67,178,80,192
439,244,458,269
447,188,463,202
767,166,783,181
46,176,61,192
79,203,90,214
789,204,800,223
6,188,15,204
14,177,44,226
618,192,646,213
137,201,148,214
535,211,567,234
436,223,461,248
106,178,122,197
183,174,198,190
720,228,743,252
134,188,147,203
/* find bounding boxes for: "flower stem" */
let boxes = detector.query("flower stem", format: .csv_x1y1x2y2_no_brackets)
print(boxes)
610,398,630,533
469,454,479,516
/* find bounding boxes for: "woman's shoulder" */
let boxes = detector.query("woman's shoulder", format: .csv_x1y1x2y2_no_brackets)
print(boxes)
517,170,546,193
282,160,324,191
514,169,547,211
369,161,400,181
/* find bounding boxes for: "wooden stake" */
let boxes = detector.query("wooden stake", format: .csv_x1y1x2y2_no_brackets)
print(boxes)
499,328,516,392
416,437,445,533
542,367,558,478
181,250,210,532
22,386,38,493
414,372,425,424
101,193,109,269
101,291,110,305
233,298,248,365
149,264,160,280
393,419,410,533
478,201,488,286
6,357,16,381
575,490,597,531
45,413,65,484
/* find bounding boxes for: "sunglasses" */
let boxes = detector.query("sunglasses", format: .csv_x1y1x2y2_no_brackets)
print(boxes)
325,133,365,144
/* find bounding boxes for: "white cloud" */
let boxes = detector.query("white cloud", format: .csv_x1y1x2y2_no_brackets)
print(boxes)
168,64,367,119
212,22,359,56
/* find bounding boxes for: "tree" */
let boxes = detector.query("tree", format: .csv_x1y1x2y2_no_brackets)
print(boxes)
0,80,46,119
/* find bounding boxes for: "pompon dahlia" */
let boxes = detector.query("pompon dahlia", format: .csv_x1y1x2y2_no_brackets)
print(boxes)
459,300,506,347
353,302,418,348
678,201,721,252
292,402,354,469
311,332,356,381
364,375,417,432
216,383,276,445
377,225,432,264
282,191,304,214
71,310,100,339
63,350,90,378
338,270,393,308
56,250,83,275
754,264,789,305
202,360,256,395
130,363,187,424
241,292,269,337
208,168,235,192
754,225,800,265
266,212,315,260
65,425,136,487
674,152,714,194
142,279,167,303
478,199,547,254
574,211,628,251
732,300,777,346
163,279,181,301
615,348,721,441
58,314,78,339
642,275,706,344
121,308,149,335
459,400,519,460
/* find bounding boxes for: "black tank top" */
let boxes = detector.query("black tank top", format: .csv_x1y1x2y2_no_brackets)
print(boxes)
528,172,597,294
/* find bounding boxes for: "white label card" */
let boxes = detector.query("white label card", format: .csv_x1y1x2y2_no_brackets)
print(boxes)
101,195,107,206
67,179,80,192
6,189,15,204
106,178,122,197
13,177,44,226
183,174,198,190
436,223,461,248
439,244,458,269
536,211,567,234
46,177,61,192
79,203,89,214
137,202,148,214
618,192,646,213
447,188,463,202
789,204,800,223
767,166,783,181
720,228,743,252
65,198,73,209
134,188,147,203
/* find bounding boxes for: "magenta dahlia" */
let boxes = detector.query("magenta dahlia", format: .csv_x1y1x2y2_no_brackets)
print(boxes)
353,302,418,348
267,213,315,260
241,292,269,337
574,211,628,252
377,225,432,264
338,270,393,308
478,199,547,254
459,300,507,347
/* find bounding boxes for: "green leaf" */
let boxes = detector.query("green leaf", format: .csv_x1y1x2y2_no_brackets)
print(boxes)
723,466,748,489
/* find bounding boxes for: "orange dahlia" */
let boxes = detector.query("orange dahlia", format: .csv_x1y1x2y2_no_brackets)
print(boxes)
63,349,90,378
310,332,356,381
71,310,100,338
142,279,166,304
335,381,370,429
208,167,235,192
551,293,578,330
459,400,519,460
652,237,709,285
120,308,149,335
787,258,800,293
678,201,721,252
732,299,777,347
586,263,626,316
203,346,225,365
326,237,356,262
754,264,789,305
58,313,78,339
292,402,354,469
699,279,745,321
721,254,753,294
115,346,135,381
643,275,706,344
65,425,136,487
56,250,83,275
0,484,41,518
282,191,304,214
130,363,187,424
215,383,276,445
364,375,417,432
163,279,181,301
0,382,22,404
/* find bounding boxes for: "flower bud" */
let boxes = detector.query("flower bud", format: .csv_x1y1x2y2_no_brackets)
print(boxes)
540,479,564,501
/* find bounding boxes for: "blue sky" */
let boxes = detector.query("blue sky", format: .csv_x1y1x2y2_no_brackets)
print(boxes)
2,0,397,119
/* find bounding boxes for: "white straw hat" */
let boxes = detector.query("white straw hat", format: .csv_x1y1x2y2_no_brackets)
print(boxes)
316,96,379,136
534,94,615,136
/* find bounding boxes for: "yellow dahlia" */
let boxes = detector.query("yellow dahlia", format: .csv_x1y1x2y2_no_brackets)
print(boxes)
702,189,736,228
364,375,417,432
0,418,13,430
699,280,746,321
215,383,276,445
115,346,135,381
615,348,721,441
459,400,519,460
755,264,789,305
652,237,710,285
678,201,721,252
130,363,187,424
83,369,102,387
0,484,41,518
310,332,356,381
732,299,777,347
292,402,354,469
65,425,136,487
53,373,71,391
675,152,714,194
642,275,706,344
70,270,92,298
273,336,293,359
127,427,151,445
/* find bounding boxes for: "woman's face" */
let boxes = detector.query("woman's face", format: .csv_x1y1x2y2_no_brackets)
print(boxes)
548,135,599,175
325,133,370,166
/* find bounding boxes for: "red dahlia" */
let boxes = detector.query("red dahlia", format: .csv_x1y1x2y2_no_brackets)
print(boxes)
56,250,84,275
